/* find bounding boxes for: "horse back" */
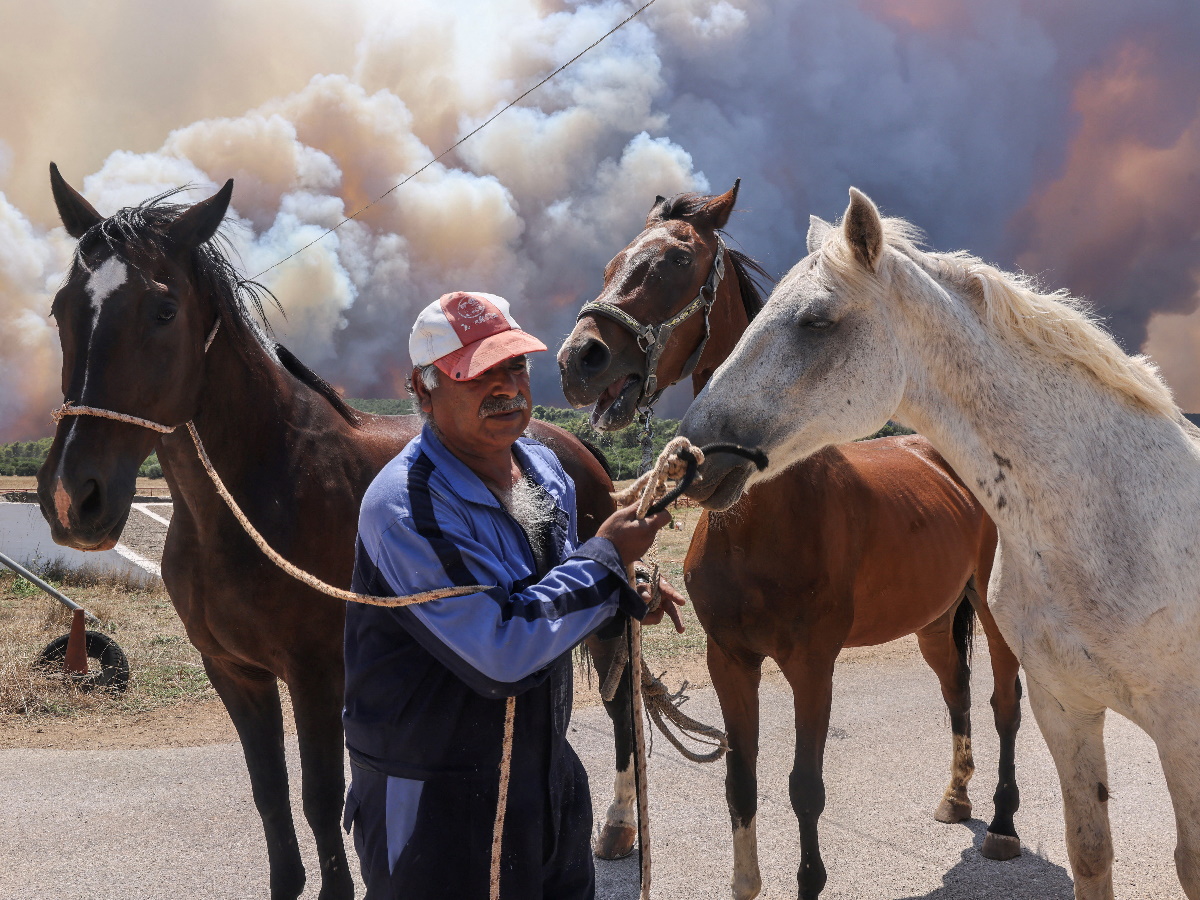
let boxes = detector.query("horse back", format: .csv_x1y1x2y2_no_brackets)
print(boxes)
685,433,996,654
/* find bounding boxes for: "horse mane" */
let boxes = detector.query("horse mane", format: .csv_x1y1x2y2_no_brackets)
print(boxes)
728,249,769,323
817,215,1181,421
72,187,361,428
657,191,772,323
275,344,362,426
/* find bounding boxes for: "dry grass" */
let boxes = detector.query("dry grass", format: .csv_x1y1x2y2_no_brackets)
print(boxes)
0,565,213,723
639,502,708,662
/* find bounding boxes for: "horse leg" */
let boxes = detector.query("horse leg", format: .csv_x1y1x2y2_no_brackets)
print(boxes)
707,638,764,900
915,599,975,824
975,602,1023,860
287,667,355,900
1026,678,1114,900
1151,725,1200,898
779,651,836,900
204,655,306,900
587,634,638,860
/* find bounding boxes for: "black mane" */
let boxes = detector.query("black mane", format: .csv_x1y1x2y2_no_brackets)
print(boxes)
73,188,361,427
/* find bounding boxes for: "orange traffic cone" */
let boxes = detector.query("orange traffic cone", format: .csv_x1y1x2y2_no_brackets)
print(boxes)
64,608,88,676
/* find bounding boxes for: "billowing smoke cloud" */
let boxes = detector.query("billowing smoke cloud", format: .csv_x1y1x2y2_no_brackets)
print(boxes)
3,0,1199,441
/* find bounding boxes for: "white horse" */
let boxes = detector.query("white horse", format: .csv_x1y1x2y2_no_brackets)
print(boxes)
679,187,1200,900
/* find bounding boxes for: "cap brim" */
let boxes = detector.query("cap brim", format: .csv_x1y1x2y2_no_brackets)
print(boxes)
433,330,548,381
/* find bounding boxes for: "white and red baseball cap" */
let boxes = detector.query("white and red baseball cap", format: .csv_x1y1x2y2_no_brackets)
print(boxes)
409,291,548,382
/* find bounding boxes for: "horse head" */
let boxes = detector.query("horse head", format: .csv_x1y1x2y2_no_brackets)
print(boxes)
37,164,233,550
681,188,908,510
557,181,743,431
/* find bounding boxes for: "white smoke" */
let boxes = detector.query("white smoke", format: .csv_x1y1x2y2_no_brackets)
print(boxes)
3,0,1199,440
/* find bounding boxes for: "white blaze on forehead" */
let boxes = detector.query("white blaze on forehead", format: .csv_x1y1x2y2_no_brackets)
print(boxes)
85,256,128,309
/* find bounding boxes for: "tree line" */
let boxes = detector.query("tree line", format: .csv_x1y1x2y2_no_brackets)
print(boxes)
1,402,912,481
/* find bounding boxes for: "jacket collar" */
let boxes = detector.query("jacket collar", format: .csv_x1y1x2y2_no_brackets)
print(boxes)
417,423,563,510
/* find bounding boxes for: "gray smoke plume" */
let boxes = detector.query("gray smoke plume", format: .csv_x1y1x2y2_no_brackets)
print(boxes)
2,0,1199,441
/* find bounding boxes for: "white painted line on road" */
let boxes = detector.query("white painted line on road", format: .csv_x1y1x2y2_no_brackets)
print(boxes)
113,542,161,578
133,503,172,527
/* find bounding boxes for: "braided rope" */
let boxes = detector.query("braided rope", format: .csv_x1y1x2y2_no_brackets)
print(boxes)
629,614,652,899
184,422,493,608
52,402,179,434
490,695,517,900
642,665,729,764
612,436,706,518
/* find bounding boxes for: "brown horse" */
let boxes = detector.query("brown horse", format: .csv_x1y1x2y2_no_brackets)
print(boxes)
36,167,636,900
558,183,1025,899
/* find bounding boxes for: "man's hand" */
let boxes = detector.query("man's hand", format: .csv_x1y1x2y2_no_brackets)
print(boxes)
638,573,687,633
596,502,671,567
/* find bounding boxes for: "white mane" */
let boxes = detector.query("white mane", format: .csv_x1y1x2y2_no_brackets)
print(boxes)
817,216,1181,421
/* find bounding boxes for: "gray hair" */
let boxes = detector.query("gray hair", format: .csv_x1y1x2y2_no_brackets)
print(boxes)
406,364,440,421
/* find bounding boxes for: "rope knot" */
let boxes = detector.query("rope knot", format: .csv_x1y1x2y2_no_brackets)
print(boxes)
612,436,705,518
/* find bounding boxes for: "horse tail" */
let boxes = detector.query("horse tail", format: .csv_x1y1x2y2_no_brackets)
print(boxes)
953,576,978,668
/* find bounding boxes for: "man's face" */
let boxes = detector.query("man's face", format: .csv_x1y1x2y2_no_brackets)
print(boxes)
419,356,533,461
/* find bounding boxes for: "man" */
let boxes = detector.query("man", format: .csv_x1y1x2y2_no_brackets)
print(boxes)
343,290,681,899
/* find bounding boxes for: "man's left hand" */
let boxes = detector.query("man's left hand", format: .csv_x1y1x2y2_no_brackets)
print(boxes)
638,574,687,633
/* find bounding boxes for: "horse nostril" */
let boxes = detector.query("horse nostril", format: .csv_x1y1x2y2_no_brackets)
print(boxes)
76,479,104,524
579,339,611,377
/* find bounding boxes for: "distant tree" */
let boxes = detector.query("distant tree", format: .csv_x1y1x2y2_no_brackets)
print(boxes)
346,398,413,416
138,452,164,479
861,421,916,440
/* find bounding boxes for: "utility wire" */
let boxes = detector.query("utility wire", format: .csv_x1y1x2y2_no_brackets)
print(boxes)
252,0,661,279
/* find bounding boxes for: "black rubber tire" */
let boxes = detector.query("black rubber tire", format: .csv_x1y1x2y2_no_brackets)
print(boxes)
36,630,131,693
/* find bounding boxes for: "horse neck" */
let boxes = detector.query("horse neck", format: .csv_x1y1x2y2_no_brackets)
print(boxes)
888,259,1191,545
156,318,300,507
690,253,751,396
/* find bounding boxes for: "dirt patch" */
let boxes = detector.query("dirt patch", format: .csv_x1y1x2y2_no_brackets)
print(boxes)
0,698,240,749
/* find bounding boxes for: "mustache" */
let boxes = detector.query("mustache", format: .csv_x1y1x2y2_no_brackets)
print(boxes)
478,395,529,418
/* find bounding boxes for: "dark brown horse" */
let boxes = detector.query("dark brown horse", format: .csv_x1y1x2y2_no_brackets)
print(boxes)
36,167,636,899
558,183,1025,899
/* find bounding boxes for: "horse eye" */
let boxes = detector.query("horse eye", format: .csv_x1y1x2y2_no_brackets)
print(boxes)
801,317,833,330
157,302,178,323
666,250,692,269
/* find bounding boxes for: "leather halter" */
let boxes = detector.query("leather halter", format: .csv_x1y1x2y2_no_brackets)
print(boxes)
576,234,726,408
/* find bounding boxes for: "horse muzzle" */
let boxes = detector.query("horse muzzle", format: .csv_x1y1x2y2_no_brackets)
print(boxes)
36,447,138,552
557,326,644,431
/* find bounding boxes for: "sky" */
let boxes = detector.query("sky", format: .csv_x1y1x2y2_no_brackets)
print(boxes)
2,0,1199,441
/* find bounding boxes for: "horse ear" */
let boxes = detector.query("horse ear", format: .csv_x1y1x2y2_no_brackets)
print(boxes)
843,187,883,272
646,194,671,225
167,179,234,249
693,178,740,232
807,215,832,254
49,163,102,239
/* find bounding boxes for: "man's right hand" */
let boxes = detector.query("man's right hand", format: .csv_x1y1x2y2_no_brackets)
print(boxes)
596,502,672,566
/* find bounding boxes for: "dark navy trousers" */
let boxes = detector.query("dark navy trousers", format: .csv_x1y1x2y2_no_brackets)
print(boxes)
344,745,596,899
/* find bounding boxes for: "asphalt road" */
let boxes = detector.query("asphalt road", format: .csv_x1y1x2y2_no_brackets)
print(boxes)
0,636,1183,900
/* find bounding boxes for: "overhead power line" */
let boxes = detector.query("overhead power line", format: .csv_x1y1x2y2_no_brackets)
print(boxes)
252,0,662,279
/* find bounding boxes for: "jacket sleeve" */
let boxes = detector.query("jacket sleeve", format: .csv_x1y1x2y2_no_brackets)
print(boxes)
358,492,646,698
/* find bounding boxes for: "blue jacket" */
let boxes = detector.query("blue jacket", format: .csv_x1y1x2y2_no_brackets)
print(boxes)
343,424,645,779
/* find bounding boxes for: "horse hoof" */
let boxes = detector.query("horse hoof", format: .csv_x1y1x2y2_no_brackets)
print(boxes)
933,796,972,823
594,824,637,859
981,831,1022,861
731,873,762,900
